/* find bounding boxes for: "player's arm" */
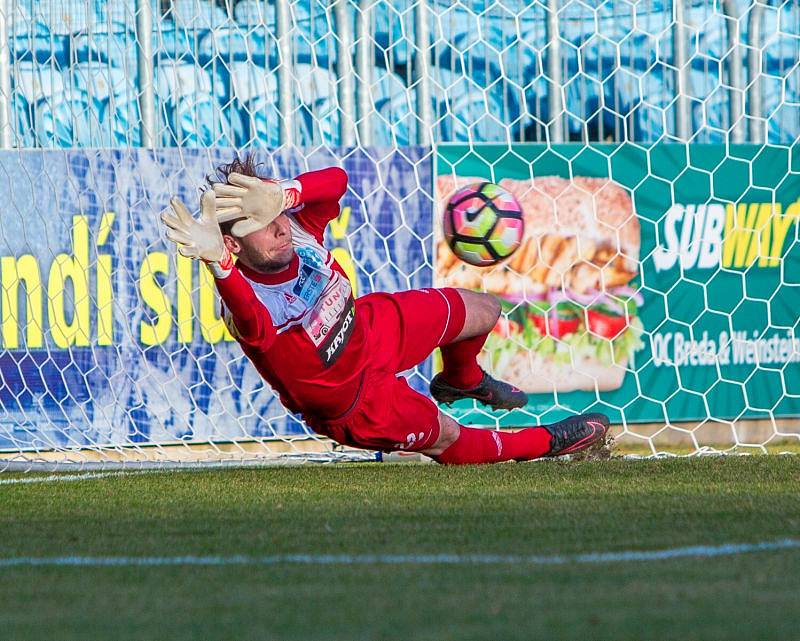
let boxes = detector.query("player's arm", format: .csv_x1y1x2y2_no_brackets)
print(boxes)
290,166,348,206
212,166,348,241
161,192,276,347
212,265,276,346
289,167,348,241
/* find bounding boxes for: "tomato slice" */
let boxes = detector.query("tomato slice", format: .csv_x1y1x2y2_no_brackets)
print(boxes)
586,309,629,339
495,316,522,338
530,313,547,336
530,312,580,338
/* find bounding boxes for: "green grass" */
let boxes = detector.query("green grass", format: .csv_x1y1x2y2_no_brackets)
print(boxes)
2,457,799,640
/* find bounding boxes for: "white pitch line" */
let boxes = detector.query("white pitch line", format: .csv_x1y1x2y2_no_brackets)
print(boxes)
0,471,158,486
1,539,798,568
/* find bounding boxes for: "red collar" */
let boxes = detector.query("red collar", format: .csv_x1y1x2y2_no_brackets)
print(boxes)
237,252,299,285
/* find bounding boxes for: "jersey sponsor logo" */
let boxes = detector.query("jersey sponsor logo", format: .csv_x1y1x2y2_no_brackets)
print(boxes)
239,217,354,360
318,297,356,366
296,246,325,269
305,277,352,347
293,263,327,305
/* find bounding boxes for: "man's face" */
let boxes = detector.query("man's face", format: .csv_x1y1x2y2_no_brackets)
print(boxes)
224,214,294,273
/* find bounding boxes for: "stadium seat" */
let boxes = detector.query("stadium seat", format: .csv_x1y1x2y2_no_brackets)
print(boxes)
154,24,195,63
617,68,670,142
8,2,67,66
226,61,280,147
197,27,251,63
13,63,74,147
517,77,550,141
218,0,332,69
432,26,525,142
434,68,513,142
70,63,141,147
232,0,279,65
286,1,336,67
72,29,138,70
685,66,726,143
372,1,414,67
27,0,91,36
157,62,231,147
11,94,35,148
170,0,229,31
196,31,249,145
293,64,340,146
371,71,417,146
498,33,546,139
234,0,275,27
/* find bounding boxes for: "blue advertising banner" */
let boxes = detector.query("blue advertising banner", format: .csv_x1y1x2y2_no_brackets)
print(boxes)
0,147,433,450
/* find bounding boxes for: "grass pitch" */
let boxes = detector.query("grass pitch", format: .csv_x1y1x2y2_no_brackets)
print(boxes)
2,457,799,640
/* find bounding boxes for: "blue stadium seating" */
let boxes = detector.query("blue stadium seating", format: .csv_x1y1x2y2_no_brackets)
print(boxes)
198,27,254,63
29,0,93,36
4,0,799,147
234,0,275,28
13,63,73,147
372,72,418,146
72,29,138,69
286,1,337,66
170,0,229,30
434,67,517,142
294,64,340,146
224,61,280,147
71,63,141,147
157,61,236,147
229,1,280,68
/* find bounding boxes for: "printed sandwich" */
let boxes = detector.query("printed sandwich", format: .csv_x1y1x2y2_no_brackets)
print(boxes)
436,174,644,393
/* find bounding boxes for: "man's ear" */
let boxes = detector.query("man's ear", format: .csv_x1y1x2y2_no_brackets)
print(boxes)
223,234,241,255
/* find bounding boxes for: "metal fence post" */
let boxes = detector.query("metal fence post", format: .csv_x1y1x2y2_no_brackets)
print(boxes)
546,0,563,143
136,0,156,149
335,0,356,147
722,0,744,143
673,0,691,142
414,0,432,146
747,1,765,143
356,0,372,146
0,0,13,149
277,0,294,147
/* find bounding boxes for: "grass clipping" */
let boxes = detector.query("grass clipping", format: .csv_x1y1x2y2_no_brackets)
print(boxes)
563,432,616,462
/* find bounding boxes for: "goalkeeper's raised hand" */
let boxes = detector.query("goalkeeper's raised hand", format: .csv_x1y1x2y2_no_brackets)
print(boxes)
161,191,233,278
212,172,286,237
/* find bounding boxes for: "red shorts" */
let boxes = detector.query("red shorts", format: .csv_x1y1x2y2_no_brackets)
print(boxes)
308,287,466,452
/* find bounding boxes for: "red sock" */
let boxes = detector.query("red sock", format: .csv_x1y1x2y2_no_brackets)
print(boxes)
439,333,488,389
434,425,552,465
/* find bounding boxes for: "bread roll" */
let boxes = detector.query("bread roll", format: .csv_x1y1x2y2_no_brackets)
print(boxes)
435,174,639,295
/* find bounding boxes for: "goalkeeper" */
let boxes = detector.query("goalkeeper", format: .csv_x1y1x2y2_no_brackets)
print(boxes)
162,156,609,464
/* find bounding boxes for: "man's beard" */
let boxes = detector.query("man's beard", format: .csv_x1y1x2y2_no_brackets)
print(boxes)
249,249,294,274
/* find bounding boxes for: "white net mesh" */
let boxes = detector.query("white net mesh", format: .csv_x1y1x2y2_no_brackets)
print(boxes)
0,0,798,468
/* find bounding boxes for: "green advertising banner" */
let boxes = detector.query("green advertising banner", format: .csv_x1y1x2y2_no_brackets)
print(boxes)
436,144,800,425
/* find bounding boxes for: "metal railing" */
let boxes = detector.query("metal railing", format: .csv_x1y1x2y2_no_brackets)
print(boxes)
0,0,796,149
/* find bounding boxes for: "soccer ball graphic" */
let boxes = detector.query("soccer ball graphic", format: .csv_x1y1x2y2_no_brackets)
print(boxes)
443,182,524,266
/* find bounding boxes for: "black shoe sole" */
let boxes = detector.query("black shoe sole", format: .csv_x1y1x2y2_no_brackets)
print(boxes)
430,380,526,412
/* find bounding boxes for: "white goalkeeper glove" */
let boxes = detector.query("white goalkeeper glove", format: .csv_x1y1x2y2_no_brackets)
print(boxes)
213,172,287,237
161,191,233,277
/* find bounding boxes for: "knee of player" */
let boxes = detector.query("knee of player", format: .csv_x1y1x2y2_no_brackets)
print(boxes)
482,293,501,324
423,412,461,457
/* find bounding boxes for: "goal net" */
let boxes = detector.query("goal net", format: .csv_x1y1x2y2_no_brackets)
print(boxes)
0,0,798,469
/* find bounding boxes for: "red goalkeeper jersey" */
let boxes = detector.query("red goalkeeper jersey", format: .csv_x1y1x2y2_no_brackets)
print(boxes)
213,167,368,418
